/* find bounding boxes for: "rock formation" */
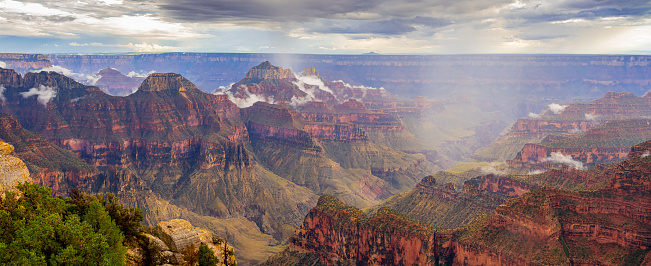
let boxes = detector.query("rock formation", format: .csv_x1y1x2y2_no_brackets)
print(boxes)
0,141,31,197
377,173,538,229
128,219,236,266
508,119,651,171
263,195,442,265
154,219,235,265
0,113,98,194
0,54,52,72
268,140,651,265
476,91,651,162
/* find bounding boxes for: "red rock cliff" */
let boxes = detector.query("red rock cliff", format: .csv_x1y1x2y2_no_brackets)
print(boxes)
274,195,440,265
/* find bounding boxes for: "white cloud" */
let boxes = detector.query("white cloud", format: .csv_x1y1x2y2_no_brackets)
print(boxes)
331,80,389,101
70,95,86,103
528,112,541,118
20,85,57,106
568,126,582,134
97,0,123,5
34,65,101,85
541,152,586,170
0,61,6,68
548,103,567,114
480,163,505,175
127,70,156,78
290,73,333,106
297,74,334,95
215,84,275,108
0,0,73,17
585,113,599,121
526,169,545,175
0,85,6,101
86,74,101,85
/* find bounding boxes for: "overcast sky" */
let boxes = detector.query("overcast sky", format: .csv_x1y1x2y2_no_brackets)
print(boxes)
1,0,650,54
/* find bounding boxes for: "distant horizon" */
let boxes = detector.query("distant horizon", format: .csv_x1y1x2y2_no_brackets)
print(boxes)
4,52,651,57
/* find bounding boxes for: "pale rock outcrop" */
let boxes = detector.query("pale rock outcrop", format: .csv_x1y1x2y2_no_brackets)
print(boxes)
0,142,31,197
155,219,212,253
152,219,236,265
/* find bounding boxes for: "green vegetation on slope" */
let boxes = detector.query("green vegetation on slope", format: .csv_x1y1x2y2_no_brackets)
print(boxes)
0,183,143,265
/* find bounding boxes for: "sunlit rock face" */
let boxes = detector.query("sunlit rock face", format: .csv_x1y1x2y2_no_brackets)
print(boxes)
0,142,31,197
131,219,237,266
263,195,441,266
0,113,98,195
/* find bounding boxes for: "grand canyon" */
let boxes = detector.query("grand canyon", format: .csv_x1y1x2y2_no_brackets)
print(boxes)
0,52,650,265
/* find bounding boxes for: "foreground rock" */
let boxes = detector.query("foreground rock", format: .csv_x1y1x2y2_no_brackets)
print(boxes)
129,219,236,266
0,141,31,196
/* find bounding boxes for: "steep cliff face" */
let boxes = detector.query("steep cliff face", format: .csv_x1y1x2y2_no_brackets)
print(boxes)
243,61,295,81
0,113,97,195
1,71,243,168
263,195,441,266
0,68,22,87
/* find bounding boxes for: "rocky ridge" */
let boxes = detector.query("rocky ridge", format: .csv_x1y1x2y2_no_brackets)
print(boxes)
508,119,651,170
267,140,651,265
475,92,651,162
0,54,52,72
263,195,442,266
